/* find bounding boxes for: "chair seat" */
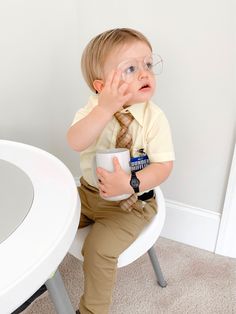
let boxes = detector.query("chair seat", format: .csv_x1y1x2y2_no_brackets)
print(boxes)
69,186,166,268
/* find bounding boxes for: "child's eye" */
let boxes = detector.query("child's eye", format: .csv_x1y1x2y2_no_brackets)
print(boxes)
146,62,153,70
125,65,137,75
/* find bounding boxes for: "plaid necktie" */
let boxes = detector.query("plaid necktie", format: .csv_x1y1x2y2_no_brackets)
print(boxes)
114,111,134,149
114,111,142,212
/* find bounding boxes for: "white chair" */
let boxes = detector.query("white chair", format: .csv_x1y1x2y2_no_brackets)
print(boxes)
69,186,167,288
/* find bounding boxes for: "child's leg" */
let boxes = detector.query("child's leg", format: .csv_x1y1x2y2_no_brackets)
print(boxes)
79,212,93,228
79,197,156,314
77,184,94,229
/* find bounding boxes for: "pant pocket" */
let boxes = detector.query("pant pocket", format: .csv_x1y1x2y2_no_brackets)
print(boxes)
132,197,157,221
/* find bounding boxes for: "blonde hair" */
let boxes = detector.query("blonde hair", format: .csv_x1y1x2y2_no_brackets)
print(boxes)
81,28,152,92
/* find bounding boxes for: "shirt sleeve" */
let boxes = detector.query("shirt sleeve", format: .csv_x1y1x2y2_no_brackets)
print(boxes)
146,111,175,163
71,95,98,126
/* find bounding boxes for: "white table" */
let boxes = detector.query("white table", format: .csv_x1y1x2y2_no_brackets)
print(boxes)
0,140,80,314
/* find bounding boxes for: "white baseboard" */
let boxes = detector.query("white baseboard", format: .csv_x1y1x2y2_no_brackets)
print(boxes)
162,199,221,252
215,143,236,258
74,176,221,253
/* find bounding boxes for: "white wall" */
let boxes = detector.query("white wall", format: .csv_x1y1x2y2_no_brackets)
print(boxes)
0,0,235,220
0,0,80,157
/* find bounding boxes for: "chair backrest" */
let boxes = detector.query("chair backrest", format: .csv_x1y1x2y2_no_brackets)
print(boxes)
69,186,166,268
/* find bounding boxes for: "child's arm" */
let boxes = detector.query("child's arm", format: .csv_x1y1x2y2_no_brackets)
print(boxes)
96,158,173,198
67,105,113,152
67,70,132,152
135,161,173,191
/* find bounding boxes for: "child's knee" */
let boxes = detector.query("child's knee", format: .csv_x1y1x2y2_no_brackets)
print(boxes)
82,233,117,265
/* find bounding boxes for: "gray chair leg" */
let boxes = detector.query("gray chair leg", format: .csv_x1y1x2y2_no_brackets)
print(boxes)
148,245,167,287
45,269,76,314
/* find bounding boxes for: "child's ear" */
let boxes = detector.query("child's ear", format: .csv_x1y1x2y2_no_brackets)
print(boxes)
93,80,104,93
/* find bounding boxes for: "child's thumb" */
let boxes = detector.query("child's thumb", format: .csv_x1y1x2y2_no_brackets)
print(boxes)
113,157,121,171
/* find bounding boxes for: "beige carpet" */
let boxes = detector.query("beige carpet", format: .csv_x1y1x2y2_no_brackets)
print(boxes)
22,237,236,314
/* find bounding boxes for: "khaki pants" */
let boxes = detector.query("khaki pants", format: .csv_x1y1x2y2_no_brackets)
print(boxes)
78,177,157,314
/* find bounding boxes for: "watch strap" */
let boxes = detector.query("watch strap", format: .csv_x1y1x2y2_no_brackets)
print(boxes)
130,171,140,193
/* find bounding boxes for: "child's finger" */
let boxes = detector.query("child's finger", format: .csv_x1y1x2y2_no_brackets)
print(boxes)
105,69,116,87
111,69,122,89
113,157,121,171
96,167,107,180
118,82,129,94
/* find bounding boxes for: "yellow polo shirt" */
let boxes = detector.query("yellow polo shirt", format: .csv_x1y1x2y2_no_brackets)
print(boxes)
72,95,175,187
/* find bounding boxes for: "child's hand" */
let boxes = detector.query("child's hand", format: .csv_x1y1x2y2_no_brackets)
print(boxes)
96,157,132,198
97,70,132,115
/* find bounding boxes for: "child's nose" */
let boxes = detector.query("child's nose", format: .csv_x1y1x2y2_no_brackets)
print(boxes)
138,67,149,80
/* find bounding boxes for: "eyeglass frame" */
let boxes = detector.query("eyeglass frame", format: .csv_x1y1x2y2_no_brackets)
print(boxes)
117,54,163,83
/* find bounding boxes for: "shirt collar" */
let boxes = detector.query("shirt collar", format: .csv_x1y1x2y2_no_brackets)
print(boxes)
91,95,147,127
120,102,147,127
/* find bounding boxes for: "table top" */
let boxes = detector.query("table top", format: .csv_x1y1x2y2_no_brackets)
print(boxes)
0,160,34,244
0,140,80,313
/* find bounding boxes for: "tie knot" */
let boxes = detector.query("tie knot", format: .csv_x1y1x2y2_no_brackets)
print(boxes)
114,111,134,128
114,111,133,150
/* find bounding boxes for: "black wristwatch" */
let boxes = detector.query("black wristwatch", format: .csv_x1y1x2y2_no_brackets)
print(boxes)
130,171,140,193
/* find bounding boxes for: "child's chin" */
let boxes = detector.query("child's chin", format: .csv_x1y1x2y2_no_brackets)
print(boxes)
131,96,151,104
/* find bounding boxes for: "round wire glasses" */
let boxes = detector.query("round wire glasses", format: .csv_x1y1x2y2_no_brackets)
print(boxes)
117,54,163,83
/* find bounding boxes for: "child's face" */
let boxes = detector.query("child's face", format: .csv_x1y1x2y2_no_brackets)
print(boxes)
102,41,156,106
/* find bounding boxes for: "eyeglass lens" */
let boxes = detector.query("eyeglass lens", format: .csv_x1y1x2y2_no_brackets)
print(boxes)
118,54,163,83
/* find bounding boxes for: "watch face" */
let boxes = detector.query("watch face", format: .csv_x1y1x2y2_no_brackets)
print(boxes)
131,177,139,188
130,172,140,193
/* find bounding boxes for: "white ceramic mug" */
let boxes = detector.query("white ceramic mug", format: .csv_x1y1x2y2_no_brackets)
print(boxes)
94,148,131,201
